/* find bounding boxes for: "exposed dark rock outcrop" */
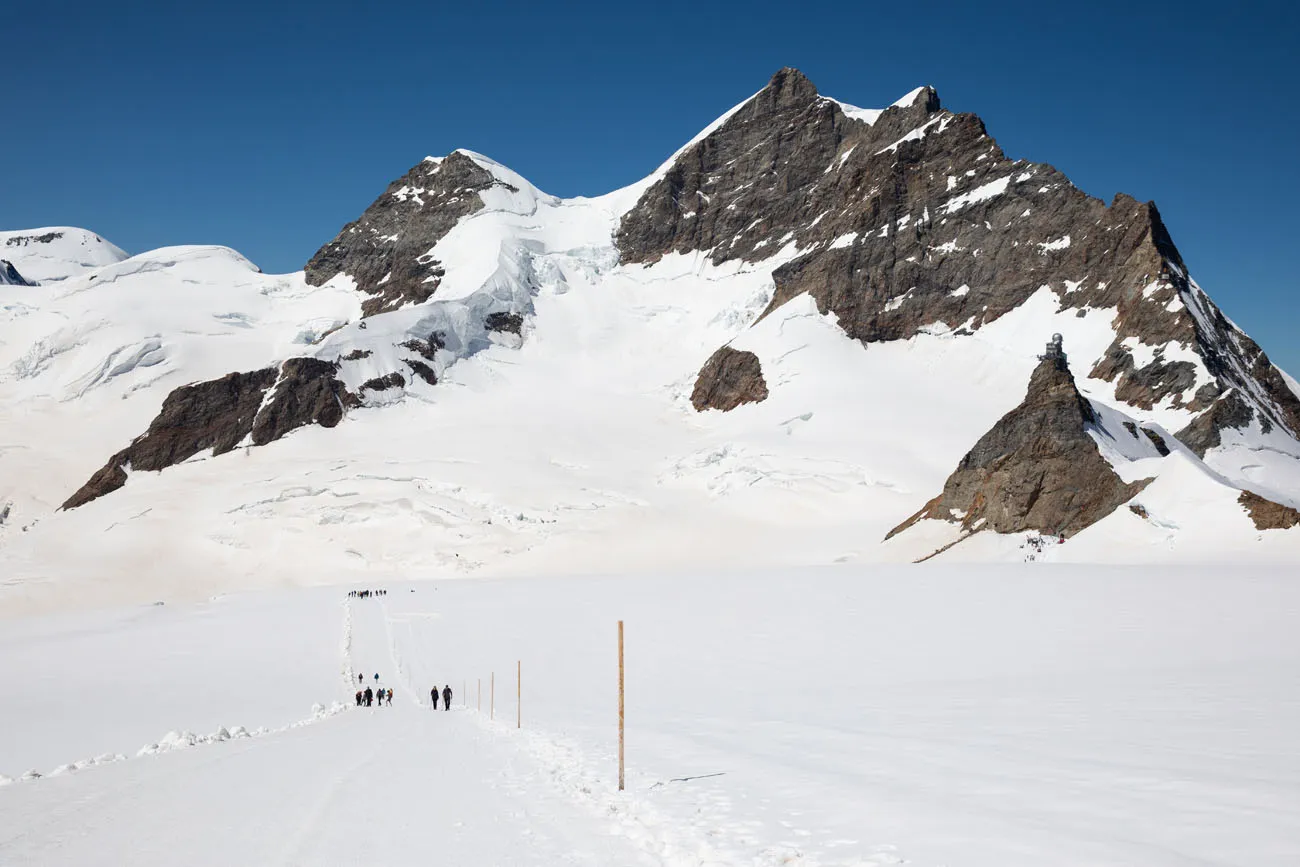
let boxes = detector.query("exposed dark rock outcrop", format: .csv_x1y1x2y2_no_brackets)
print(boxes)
887,354,1152,540
485,311,524,335
341,348,372,361
1239,490,1300,530
63,368,279,509
404,359,437,385
1142,428,1171,456
691,347,769,411
1173,391,1255,457
250,358,355,446
0,259,36,286
304,151,510,317
64,360,356,509
361,372,406,392
619,68,1300,460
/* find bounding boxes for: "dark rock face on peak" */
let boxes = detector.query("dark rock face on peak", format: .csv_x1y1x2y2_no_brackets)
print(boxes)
887,355,1152,542
63,368,279,509
691,347,769,411
618,69,943,267
305,151,511,317
64,360,356,510
1239,490,1300,530
250,358,356,446
0,259,36,286
621,67,1300,460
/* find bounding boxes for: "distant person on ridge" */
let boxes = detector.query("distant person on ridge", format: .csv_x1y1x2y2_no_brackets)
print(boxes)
442,685,452,710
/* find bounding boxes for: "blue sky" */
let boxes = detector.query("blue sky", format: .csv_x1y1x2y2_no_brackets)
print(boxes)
5,0,1297,373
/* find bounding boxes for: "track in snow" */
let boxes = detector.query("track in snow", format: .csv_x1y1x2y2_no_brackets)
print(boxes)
0,598,653,867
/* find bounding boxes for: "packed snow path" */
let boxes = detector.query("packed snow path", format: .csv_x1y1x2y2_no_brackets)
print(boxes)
2,569,1299,866
0,598,651,866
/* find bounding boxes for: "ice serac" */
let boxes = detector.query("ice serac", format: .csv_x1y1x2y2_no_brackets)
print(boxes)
64,360,355,510
304,152,507,316
629,69,1300,460
887,354,1152,541
691,347,768,411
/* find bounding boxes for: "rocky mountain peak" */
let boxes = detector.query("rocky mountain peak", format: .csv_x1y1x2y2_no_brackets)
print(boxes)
304,150,506,317
888,345,1151,543
763,67,820,108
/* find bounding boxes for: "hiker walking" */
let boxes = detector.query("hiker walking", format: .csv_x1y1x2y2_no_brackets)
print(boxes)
442,685,452,710
431,687,439,710
355,690,362,707
364,687,374,707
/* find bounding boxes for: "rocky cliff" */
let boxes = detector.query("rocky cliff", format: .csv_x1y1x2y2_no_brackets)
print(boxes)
304,151,507,317
623,69,1300,459
887,350,1152,540
691,347,769,411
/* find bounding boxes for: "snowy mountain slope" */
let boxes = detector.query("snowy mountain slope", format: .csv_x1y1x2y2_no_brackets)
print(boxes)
0,227,128,283
2,69,1299,610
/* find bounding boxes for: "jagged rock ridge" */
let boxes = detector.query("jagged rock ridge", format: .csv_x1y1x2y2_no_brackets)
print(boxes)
304,152,510,317
887,349,1152,541
64,361,354,509
621,69,1300,454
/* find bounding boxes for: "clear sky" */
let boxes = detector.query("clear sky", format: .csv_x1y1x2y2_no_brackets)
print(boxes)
5,0,1297,373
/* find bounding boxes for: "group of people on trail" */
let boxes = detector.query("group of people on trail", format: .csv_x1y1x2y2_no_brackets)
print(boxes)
356,686,394,707
430,685,453,710
348,589,387,599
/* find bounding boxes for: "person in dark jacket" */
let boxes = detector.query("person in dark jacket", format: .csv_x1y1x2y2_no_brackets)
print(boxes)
442,685,452,710
386,688,393,706
431,687,439,709
355,690,362,706
364,687,374,707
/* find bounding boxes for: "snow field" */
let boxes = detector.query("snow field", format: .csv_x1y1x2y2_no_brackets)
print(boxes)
3,568,1299,865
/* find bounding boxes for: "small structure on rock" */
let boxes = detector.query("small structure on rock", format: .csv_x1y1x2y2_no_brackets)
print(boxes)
1040,333,1068,370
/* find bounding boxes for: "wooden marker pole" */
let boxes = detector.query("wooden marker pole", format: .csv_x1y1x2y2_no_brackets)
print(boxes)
491,672,495,721
618,619,625,792
517,660,521,729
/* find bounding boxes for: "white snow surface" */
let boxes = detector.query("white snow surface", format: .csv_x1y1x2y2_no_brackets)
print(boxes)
2,113,1299,612
2,569,1298,866
0,227,128,283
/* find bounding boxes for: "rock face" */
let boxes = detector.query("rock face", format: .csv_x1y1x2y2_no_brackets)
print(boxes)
619,68,1300,456
249,358,355,446
1239,491,1300,530
887,353,1151,540
691,347,769,411
64,360,354,510
63,368,278,509
0,259,35,286
304,151,507,317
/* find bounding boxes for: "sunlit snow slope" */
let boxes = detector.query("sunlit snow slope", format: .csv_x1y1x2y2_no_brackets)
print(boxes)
3,73,1299,612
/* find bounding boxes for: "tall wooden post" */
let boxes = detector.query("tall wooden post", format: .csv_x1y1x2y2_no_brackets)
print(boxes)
491,672,495,721
517,660,521,729
618,619,625,792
